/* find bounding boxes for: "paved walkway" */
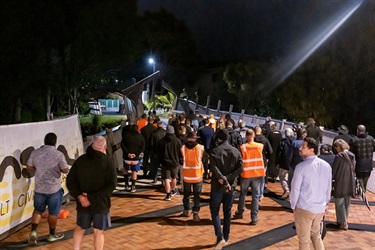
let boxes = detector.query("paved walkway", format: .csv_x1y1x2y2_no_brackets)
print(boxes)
1,175,374,250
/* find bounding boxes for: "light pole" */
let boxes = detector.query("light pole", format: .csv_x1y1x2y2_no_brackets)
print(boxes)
148,58,156,110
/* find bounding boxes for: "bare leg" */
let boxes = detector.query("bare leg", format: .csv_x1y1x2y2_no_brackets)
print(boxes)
171,178,177,191
31,211,42,224
131,171,137,181
47,215,58,231
94,228,104,250
73,225,85,250
164,179,171,193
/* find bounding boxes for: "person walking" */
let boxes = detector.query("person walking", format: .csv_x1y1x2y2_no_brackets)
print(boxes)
67,136,117,250
332,139,356,230
181,131,207,222
290,137,332,250
140,116,157,177
149,121,166,183
26,133,69,246
157,125,183,201
350,124,375,193
278,128,295,199
121,124,145,192
199,118,215,179
233,129,264,225
209,129,243,249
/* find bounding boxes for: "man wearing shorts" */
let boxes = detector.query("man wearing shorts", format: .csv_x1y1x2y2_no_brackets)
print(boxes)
121,123,145,192
27,132,69,246
67,136,117,250
157,125,183,200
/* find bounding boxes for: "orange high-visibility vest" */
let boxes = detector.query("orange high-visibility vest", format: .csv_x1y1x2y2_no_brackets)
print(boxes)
181,144,204,183
137,119,148,132
240,141,265,178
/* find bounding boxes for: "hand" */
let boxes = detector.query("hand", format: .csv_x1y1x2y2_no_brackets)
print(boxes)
218,179,224,185
78,194,91,207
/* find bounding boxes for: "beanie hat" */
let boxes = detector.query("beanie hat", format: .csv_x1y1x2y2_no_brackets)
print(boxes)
166,125,175,134
216,129,229,141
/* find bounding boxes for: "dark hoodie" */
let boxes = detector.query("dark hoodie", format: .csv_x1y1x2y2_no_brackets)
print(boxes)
121,128,145,161
157,133,183,168
67,146,117,214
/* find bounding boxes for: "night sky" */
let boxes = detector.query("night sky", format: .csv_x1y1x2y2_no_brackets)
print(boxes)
138,0,362,63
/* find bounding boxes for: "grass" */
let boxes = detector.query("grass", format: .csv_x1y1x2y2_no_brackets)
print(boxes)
79,114,126,137
79,115,126,126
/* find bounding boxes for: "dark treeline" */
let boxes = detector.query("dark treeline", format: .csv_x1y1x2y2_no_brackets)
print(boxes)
1,0,375,134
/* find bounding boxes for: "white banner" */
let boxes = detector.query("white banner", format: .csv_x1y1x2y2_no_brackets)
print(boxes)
0,115,84,237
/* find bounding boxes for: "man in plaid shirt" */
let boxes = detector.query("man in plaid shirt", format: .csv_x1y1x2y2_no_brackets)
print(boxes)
351,125,375,192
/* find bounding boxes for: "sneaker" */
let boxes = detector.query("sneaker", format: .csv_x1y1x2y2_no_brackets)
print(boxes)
131,186,136,193
47,232,65,242
124,185,131,191
193,213,201,222
164,195,171,201
250,220,258,225
339,222,348,230
171,189,177,196
28,230,38,246
259,195,263,202
182,210,190,217
281,191,290,199
214,239,226,250
233,211,243,219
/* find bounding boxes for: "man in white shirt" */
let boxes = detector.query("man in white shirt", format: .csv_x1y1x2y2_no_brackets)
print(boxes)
290,137,332,250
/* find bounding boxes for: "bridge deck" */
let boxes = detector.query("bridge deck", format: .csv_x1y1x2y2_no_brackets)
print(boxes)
1,177,374,250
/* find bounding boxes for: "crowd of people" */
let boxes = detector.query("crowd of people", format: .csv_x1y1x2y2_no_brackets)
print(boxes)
25,112,375,250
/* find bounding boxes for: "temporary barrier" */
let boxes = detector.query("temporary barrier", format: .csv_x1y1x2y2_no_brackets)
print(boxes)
0,115,84,240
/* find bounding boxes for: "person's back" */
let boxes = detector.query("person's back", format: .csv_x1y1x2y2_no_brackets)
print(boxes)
29,146,67,194
318,144,335,167
279,135,294,170
137,114,148,133
158,131,183,168
210,132,242,191
226,120,242,151
67,145,116,213
305,118,322,143
199,119,215,151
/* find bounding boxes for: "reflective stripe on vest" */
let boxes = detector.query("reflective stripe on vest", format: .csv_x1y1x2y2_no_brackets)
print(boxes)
240,142,265,178
181,144,204,183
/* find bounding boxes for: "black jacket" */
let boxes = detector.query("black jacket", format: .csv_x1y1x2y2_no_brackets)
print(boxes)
67,146,117,214
198,126,215,151
158,133,183,168
227,127,242,151
306,125,323,143
121,128,145,161
254,134,273,162
141,123,157,148
279,136,294,170
210,141,243,191
319,153,336,167
151,127,166,148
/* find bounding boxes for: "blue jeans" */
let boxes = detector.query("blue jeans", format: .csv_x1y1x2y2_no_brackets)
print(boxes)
210,189,234,241
335,196,351,224
183,181,202,212
260,166,267,197
237,177,261,221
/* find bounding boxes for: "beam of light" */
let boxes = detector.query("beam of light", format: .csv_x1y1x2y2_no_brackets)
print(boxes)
262,0,363,93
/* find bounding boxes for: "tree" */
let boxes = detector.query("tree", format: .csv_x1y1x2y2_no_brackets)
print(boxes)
223,61,274,115
142,9,202,93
